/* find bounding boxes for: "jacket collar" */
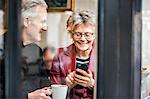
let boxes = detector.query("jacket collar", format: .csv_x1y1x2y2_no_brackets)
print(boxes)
63,43,96,72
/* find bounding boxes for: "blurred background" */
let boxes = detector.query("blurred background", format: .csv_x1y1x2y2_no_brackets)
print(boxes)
40,0,97,49
142,0,150,98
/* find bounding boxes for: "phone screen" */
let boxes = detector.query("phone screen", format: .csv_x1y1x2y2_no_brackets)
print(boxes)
76,63,88,77
76,57,89,76
76,63,88,71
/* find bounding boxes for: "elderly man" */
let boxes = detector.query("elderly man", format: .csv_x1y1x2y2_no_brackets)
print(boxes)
21,0,51,99
0,0,51,99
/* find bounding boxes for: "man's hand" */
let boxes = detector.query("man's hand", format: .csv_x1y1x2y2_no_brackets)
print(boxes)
74,69,95,89
28,87,51,99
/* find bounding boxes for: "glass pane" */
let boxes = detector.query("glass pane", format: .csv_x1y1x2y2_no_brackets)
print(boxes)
44,0,98,98
142,0,150,99
1,0,98,98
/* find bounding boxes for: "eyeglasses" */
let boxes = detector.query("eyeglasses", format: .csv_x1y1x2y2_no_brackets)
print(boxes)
72,32,95,40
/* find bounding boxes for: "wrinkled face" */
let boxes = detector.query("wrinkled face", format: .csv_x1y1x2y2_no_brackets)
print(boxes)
25,5,47,43
71,23,95,52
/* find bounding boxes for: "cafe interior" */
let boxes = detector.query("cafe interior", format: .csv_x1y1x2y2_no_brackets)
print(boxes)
1,0,148,99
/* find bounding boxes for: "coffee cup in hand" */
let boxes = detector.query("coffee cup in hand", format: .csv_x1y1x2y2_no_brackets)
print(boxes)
51,84,68,99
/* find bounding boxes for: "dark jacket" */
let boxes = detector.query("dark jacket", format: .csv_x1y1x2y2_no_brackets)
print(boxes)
50,43,96,99
0,34,51,98
21,43,51,96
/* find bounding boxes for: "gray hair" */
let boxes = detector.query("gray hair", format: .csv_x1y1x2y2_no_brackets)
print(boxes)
66,10,96,32
22,0,47,18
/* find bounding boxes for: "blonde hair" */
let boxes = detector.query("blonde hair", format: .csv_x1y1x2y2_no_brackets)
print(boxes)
66,10,96,32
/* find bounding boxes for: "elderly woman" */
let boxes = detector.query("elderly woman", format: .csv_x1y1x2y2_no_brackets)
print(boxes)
50,10,96,99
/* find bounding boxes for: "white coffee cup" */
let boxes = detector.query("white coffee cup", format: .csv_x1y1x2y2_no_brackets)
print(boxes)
51,84,68,99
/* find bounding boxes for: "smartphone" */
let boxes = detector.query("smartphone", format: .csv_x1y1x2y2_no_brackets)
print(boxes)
76,62,88,75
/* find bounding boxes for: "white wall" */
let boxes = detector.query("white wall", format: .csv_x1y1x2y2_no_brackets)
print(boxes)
141,0,150,98
40,0,97,49
142,0,150,70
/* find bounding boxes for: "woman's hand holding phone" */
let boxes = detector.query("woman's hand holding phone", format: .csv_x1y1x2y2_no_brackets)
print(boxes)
74,69,95,88
65,71,76,88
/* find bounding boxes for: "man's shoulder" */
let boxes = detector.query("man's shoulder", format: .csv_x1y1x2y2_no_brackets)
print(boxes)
23,43,41,50
23,43,42,53
22,43,42,62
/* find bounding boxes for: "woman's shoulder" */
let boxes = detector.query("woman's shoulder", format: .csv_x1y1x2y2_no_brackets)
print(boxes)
57,44,75,55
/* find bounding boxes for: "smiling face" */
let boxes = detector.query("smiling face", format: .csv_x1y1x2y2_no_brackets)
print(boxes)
24,5,47,43
71,23,95,52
